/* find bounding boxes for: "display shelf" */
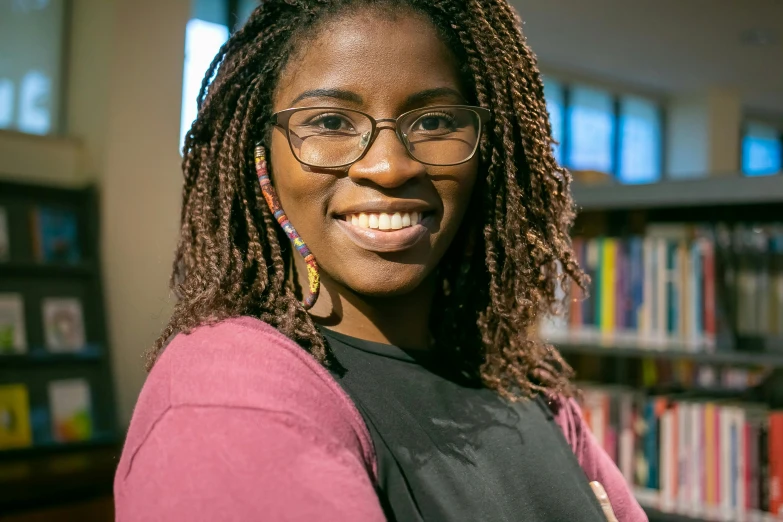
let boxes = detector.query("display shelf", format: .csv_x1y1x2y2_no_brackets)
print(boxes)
0,261,96,278
0,432,118,460
554,341,783,367
0,345,103,366
572,175,783,210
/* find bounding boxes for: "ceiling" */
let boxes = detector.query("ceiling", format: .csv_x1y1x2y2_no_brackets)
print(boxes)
513,0,783,116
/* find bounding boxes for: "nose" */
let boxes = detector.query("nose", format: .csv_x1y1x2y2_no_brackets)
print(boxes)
348,126,426,188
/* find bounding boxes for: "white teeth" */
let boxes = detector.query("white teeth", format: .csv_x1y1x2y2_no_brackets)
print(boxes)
346,211,425,230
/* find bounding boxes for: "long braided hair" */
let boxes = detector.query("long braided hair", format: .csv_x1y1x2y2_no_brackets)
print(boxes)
149,0,587,400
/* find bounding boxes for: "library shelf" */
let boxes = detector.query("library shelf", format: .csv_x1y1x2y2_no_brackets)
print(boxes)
554,342,783,368
642,506,703,522
572,175,783,210
641,505,783,522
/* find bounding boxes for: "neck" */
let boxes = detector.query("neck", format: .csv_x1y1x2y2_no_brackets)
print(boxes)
296,261,435,350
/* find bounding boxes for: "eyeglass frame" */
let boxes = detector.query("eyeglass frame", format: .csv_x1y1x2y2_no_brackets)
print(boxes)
270,104,492,169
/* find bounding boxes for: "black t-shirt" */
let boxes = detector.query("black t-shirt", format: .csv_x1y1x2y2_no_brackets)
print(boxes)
321,328,608,522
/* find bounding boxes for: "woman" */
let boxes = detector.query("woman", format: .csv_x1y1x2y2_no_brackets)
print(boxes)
115,0,646,520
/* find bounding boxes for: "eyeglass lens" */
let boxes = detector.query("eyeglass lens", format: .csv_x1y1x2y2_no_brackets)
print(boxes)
285,107,481,167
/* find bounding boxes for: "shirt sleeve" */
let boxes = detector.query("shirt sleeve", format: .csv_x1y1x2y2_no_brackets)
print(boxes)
553,397,649,522
115,405,387,522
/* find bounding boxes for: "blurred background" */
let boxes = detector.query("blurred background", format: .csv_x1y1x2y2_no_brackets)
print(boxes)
0,0,781,520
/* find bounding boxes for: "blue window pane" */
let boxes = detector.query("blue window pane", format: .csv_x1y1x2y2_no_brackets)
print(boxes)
742,122,782,176
618,96,662,184
543,78,564,164
180,19,230,150
567,85,614,173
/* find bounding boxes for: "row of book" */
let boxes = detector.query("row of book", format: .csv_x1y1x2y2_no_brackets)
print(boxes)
0,379,93,450
0,293,86,354
0,205,82,264
543,223,783,350
579,386,783,520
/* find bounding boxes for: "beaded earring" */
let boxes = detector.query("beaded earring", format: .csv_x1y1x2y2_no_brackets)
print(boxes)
254,144,320,310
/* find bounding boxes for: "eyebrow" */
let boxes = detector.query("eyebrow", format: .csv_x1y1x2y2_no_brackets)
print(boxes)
288,87,467,108
403,87,467,107
290,89,363,106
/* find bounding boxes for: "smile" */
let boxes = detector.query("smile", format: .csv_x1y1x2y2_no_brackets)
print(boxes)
343,211,421,230
335,212,432,253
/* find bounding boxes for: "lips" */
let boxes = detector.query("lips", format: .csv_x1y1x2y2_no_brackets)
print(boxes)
335,213,432,253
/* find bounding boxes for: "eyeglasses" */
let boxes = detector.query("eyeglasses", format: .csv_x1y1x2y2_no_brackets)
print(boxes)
271,105,491,169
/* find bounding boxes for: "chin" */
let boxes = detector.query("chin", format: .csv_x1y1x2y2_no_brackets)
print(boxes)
339,263,432,298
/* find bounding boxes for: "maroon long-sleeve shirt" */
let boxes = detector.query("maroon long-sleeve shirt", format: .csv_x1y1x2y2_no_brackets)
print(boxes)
114,317,646,521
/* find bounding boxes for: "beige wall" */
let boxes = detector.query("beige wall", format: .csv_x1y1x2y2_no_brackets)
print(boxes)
0,0,188,427
100,0,188,426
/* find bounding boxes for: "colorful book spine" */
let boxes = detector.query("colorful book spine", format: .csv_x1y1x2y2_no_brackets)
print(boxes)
601,238,617,336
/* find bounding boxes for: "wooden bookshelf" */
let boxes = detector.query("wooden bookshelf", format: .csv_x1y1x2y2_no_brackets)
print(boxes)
555,342,783,368
572,175,783,210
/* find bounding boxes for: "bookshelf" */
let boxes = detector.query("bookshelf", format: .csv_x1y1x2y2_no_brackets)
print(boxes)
0,180,119,512
562,174,783,522
556,342,783,368
572,175,783,210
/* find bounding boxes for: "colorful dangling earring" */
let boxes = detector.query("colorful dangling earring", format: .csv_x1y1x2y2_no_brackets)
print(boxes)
254,144,320,310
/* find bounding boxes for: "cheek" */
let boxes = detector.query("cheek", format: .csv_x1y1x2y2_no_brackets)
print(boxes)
268,133,331,235
438,159,479,228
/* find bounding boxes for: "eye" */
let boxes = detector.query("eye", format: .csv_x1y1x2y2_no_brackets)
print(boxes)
306,112,356,133
411,111,458,134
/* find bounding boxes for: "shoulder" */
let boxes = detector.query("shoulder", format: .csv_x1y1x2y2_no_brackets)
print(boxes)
118,317,375,477
547,395,585,454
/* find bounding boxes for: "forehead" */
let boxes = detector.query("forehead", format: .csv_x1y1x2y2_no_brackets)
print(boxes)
274,11,464,112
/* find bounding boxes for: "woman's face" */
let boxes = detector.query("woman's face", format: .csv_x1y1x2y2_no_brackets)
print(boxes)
270,11,479,298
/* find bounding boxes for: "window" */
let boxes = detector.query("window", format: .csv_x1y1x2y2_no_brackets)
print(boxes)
179,17,230,149
567,85,614,173
742,122,782,176
0,0,67,135
618,95,662,184
542,77,664,183
543,78,565,164
179,0,260,150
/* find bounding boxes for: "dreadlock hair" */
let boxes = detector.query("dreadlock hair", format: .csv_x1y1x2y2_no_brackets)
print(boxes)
148,0,588,400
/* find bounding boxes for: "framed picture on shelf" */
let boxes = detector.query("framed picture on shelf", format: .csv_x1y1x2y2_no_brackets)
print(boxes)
48,378,93,443
0,206,9,262
0,293,27,355
0,384,33,450
30,206,81,264
42,297,86,352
